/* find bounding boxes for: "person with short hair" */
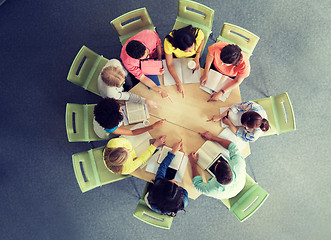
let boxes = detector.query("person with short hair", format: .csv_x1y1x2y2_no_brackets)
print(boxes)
93,97,164,139
120,30,170,101
207,101,270,142
201,42,251,102
189,131,246,200
98,59,158,108
145,139,188,216
103,135,167,175
164,25,205,97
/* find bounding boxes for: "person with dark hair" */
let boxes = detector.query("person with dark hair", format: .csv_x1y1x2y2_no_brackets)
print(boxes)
145,139,188,216
120,30,171,101
207,101,270,142
189,132,246,200
93,97,165,139
103,135,167,175
201,42,251,102
164,25,205,97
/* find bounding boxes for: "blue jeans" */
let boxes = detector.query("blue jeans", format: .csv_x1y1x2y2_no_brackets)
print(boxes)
146,75,160,89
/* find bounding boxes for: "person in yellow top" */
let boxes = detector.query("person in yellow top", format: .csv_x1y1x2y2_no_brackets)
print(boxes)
164,25,204,98
103,135,166,175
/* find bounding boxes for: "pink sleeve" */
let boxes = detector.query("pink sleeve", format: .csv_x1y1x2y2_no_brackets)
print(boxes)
122,61,143,79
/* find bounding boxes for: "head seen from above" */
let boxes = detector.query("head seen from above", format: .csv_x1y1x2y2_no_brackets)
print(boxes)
103,147,129,173
94,97,123,129
101,66,125,88
220,44,242,66
148,178,185,216
214,159,233,185
126,40,148,59
241,111,270,132
166,25,198,52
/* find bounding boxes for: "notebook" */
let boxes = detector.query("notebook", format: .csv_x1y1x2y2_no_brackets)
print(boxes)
140,59,162,75
162,58,201,85
200,69,233,102
157,145,185,171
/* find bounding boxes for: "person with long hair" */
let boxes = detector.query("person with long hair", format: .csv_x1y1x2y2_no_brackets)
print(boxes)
164,25,205,97
207,101,270,142
103,135,167,175
201,42,250,102
145,139,188,216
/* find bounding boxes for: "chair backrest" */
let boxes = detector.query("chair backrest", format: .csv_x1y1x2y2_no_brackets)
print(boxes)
65,103,105,142
173,0,214,52
67,45,108,96
72,146,131,193
254,92,296,136
110,8,155,46
221,174,269,222
133,183,173,229
217,23,260,57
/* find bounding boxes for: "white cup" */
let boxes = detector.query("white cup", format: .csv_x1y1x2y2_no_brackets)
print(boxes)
187,60,196,70
143,119,150,126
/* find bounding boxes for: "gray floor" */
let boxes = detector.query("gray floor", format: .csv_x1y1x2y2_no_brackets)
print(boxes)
0,0,330,239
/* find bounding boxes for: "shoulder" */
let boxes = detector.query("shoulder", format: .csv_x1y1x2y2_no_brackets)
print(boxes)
106,137,130,147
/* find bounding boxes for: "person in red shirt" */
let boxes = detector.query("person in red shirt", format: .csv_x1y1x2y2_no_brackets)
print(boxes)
120,30,171,101
200,41,250,102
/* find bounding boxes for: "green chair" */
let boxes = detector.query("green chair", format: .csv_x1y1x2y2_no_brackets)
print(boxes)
72,146,131,193
221,174,269,222
172,0,214,53
217,23,260,57
253,92,296,136
110,8,156,46
133,183,173,229
67,45,108,96
66,103,111,142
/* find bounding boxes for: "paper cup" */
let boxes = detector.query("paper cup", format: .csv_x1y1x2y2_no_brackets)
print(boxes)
187,60,196,70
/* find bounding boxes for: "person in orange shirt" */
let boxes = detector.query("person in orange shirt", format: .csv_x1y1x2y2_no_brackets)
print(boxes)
200,41,250,102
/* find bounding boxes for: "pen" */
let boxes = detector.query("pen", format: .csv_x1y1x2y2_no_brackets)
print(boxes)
192,69,195,74
225,110,229,118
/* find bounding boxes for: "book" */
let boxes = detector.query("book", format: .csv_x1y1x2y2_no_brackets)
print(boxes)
196,140,223,170
162,58,201,86
124,101,148,124
156,145,185,171
140,59,162,75
122,123,153,156
200,69,233,102
216,128,248,159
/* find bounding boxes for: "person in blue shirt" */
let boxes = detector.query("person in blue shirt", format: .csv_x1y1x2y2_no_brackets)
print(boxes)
145,139,189,216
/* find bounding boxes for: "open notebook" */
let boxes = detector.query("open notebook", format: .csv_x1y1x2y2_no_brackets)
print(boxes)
163,58,201,86
122,123,153,156
200,69,234,102
122,102,149,125
157,146,185,171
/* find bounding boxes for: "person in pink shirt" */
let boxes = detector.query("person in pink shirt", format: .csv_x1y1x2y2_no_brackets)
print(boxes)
120,30,171,101
200,41,251,102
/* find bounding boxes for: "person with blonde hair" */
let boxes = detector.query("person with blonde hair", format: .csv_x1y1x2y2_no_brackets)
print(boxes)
98,59,157,107
103,135,167,175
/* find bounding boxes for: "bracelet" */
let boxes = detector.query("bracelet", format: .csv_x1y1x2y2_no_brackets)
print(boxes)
220,89,225,94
